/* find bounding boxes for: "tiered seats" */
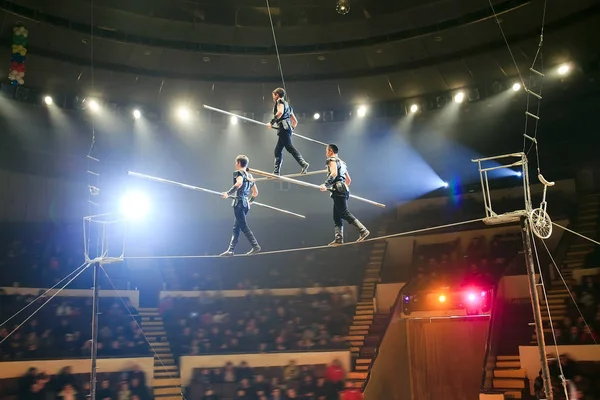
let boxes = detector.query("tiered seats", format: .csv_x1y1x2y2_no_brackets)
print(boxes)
0,295,149,360
160,291,354,359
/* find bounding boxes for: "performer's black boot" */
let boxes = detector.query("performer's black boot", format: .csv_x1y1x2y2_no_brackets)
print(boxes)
300,162,310,175
220,237,236,256
351,220,370,242
328,226,344,246
242,227,261,255
273,157,283,175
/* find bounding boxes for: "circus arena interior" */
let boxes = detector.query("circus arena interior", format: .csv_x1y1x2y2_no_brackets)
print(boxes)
1,0,600,399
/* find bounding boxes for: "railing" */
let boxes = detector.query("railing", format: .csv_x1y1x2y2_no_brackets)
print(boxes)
361,279,402,391
479,285,502,392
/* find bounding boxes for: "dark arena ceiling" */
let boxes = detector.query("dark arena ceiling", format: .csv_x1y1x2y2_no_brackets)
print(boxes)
0,0,599,110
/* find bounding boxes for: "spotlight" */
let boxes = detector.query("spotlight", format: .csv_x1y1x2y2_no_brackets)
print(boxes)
442,181,449,188
512,83,521,92
357,105,367,118
336,0,350,15
453,92,465,103
409,104,419,113
313,113,321,120
177,106,191,121
557,63,571,76
439,295,446,303
120,191,150,220
230,116,238,125
44,96,53,106
133,109,141,119
467,293,476,302
516,171,522,177
88,99,100,112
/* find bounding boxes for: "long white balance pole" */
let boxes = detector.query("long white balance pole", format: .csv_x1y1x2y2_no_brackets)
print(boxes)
128,171,306,219
203,104,328,146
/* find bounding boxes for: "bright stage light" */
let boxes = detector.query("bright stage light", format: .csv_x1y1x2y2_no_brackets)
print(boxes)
177,106,191,121
557,63,571,76
357,105,367,118
336,0,350,15
133,109,141,119
453,92,465,103
44,96,53,106
438,295,446,303
516,171,522,177
230,116,238,125
88,99,100,112
410,104,419,113
442,181,449,188
467,293,476,302
313,113,321,120
512,83,521,92
120,191,150,220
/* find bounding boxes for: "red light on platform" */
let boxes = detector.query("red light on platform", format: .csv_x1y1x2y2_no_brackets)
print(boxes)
467,293,476,302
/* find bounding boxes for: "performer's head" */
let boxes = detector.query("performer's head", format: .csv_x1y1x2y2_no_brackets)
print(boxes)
326,143,339,158
235,155,249,170
272,87,285,103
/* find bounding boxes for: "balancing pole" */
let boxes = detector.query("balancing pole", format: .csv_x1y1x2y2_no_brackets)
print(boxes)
203,104,328,146
248,168,386,209
128,171,306,219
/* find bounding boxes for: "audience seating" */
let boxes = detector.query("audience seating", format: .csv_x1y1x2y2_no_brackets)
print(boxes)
160,290,354,359
0,295,148,360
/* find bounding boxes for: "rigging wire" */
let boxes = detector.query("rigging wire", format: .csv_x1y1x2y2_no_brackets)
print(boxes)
124,218,484,260
99,266,187,400
530,233,569,399
0,262,90,329
486,0,548,173
552,222,600,247
539,239,598,346
265,0,287,98
0,263,92,346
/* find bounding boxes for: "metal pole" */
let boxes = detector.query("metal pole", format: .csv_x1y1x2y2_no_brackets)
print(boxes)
90,262,100,400
520,217,553,400
202,104,328,146
249,168,387,209
128,171,306,218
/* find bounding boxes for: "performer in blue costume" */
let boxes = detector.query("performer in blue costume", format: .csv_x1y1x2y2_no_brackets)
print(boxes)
220,155,261,256
320,144,370,246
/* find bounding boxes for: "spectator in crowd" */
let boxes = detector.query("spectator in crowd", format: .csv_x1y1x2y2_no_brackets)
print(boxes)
340,381,363,400
325,359,345,392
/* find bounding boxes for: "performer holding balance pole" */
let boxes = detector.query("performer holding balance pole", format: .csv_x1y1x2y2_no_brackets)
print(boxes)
320,144,370,246
220,155,261,256
268,87,310,175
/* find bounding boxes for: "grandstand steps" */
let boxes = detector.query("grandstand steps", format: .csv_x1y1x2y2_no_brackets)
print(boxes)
492,355,527,399
141,307,182,397
350,325,371,331
493,368,526,379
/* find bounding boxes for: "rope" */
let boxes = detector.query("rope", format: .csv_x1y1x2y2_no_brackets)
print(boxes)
539,239,598,345
124,218,484,260
0,262,90,329
0,263,92,346
486,0,526,89
530,233,569,399
99,266,188,400
265,0,287,97
552,222,600,247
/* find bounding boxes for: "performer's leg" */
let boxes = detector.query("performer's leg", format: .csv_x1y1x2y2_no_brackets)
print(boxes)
273,135,285,175
220,211,242,256
282,133,309,174
238,206,261,255
329,197,344,246
337,195,370,242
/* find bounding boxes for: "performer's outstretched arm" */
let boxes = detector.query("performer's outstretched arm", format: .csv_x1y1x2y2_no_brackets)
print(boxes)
290,113,298,129
346,172,352,187
222,176,243,198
